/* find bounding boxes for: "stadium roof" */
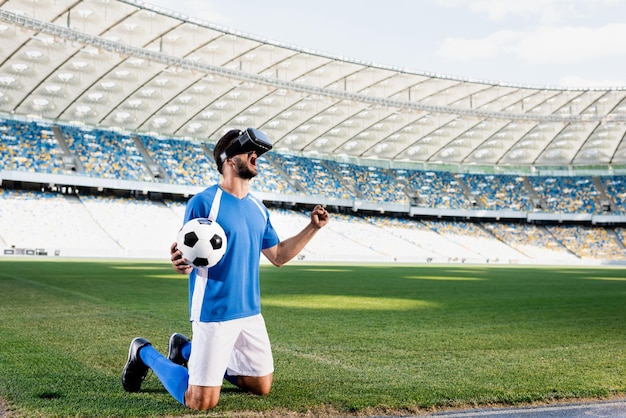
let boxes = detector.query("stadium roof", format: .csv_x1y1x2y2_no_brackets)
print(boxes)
1,0,626,169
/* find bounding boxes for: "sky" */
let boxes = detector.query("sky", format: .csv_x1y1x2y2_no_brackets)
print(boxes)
145,0,626,88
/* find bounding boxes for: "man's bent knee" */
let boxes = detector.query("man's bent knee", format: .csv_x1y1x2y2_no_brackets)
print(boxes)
241,373,273,396
185,385,221,410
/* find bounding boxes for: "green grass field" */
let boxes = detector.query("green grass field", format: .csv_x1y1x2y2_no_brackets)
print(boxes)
1,259,625,417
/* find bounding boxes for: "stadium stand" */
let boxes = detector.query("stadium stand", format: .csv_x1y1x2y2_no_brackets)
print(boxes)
545,224,626,261
0,188,119,256
250,153,300,196
481,222,578,262
267,154,351,200
615,227,626,246
405,170,473,209
1,117,626,264
362,215,477,261
58,125,153,182
461,173,533,212
137,134,219,186
78,194,181,258
420,219,528,262
528,175,600,214
0,0,625,266
601,175,626,214
0,119,66,174
267,208,381,262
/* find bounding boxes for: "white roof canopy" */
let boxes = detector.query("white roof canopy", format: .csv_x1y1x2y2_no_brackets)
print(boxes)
0,0,625,168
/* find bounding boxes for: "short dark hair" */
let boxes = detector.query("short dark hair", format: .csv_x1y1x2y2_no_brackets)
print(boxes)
213,129,242,174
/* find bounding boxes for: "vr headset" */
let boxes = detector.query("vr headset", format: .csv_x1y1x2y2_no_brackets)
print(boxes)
219,128,273,165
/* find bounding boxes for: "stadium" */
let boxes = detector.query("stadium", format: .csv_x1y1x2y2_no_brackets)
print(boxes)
0,1,625,417
0,0,625,264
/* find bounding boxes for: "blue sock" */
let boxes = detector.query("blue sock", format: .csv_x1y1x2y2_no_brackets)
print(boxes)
139,345,188,406
224,371,238,386
181,341,191,361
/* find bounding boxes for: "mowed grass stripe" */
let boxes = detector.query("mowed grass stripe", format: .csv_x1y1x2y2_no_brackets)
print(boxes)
0,260,624,417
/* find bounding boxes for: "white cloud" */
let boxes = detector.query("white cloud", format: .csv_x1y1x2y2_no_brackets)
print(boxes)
516,24,626,64
465,0,563,22
438,30,520,61
438,23,626,65
442,0,621,23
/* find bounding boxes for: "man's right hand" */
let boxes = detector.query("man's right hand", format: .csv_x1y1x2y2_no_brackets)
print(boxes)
170,242,194,275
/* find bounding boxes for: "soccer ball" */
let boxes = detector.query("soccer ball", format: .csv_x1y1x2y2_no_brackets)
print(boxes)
176,218,227,268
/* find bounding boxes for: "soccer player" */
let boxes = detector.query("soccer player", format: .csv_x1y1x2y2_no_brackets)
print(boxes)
121,128,329,410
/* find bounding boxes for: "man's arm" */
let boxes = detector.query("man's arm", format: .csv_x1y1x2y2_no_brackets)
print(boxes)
262,205,329,267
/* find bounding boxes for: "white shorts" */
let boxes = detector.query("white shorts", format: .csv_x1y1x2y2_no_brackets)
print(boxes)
188,314,274,387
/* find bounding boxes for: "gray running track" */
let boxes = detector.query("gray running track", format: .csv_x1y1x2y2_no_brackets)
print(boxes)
426,398,626,417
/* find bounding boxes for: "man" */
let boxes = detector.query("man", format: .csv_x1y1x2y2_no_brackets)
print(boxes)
121,128,329,410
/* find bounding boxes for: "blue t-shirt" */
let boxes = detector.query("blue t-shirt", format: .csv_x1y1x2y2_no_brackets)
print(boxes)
183,185,279,322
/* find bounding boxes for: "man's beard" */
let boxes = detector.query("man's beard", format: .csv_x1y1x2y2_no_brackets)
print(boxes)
232,156,257,180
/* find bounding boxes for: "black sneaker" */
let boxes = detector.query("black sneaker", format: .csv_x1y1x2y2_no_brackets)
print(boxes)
121,337,151,392
167,333,191,367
